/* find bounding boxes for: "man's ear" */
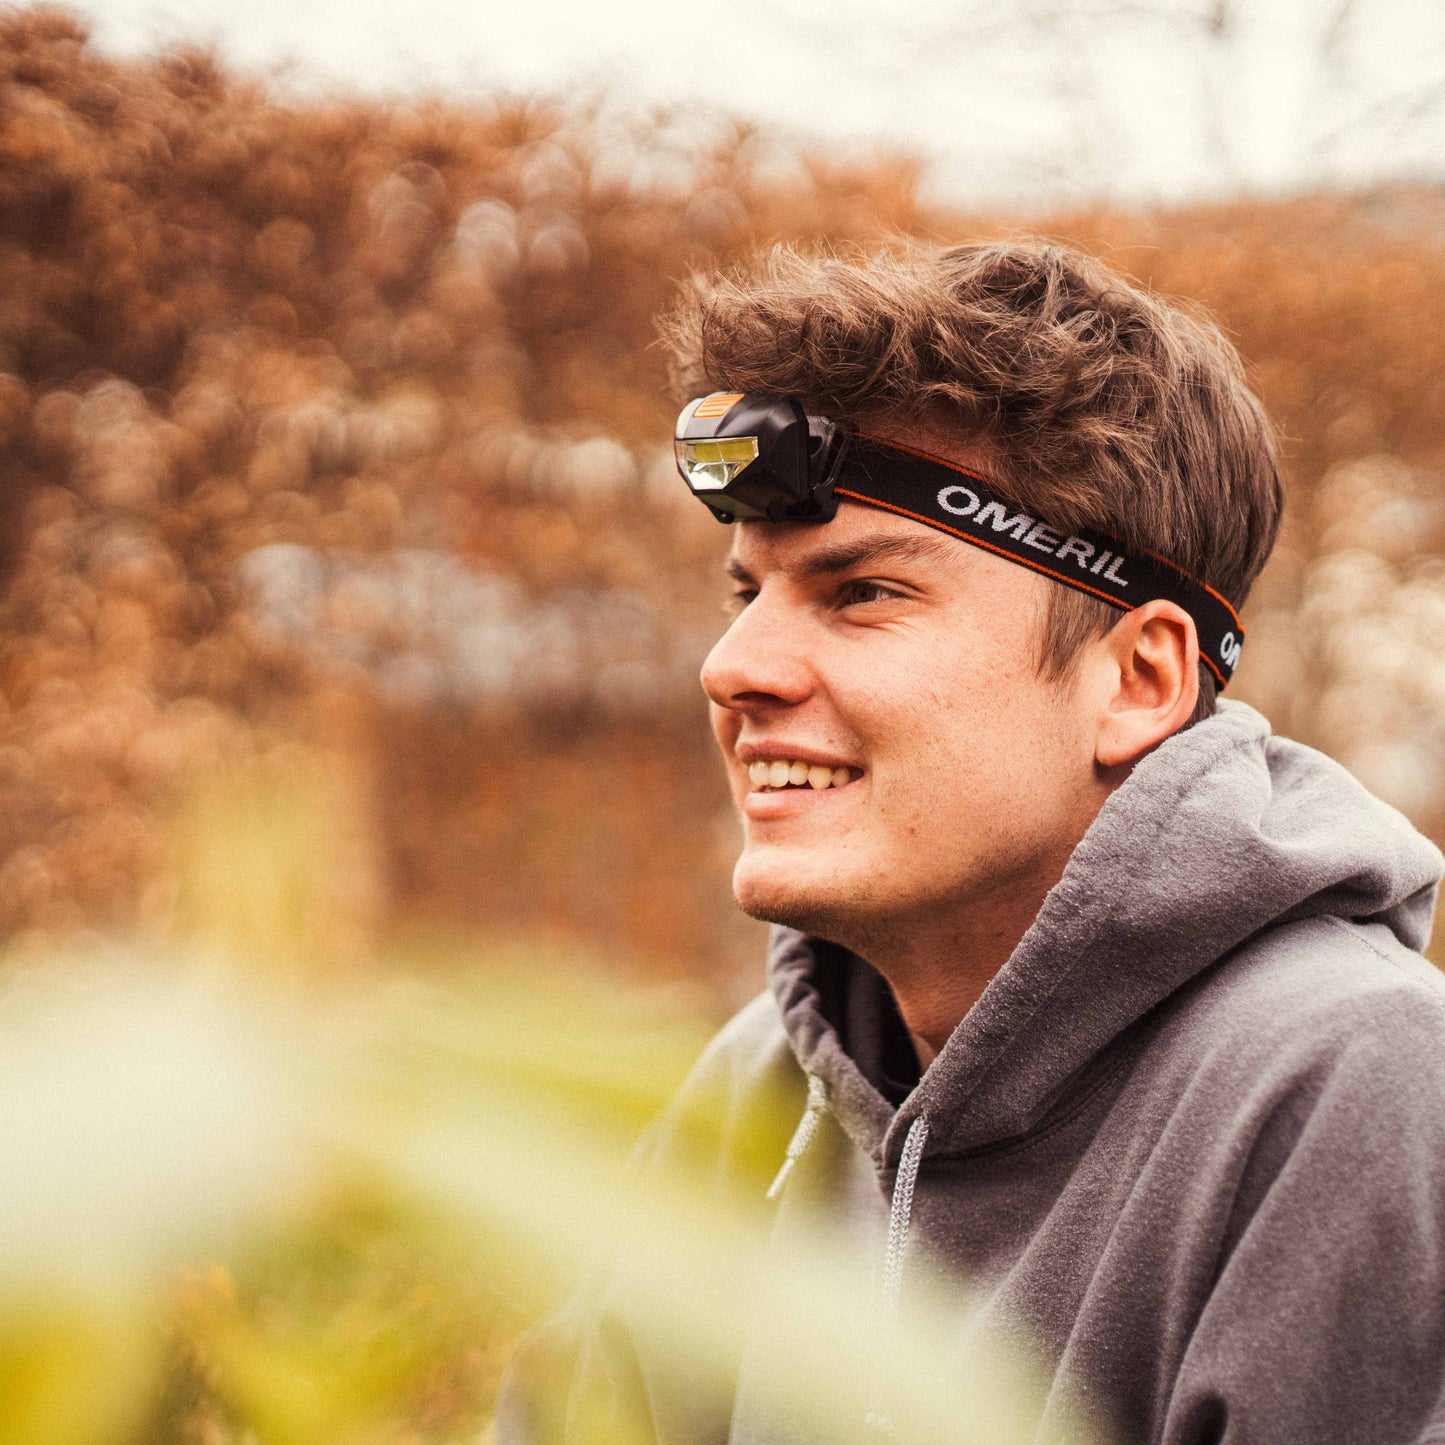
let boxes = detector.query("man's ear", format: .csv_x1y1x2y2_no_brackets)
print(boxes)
1091,601,1201,770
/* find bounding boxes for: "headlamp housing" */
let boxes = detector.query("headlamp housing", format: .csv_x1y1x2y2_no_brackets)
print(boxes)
673,392,850,523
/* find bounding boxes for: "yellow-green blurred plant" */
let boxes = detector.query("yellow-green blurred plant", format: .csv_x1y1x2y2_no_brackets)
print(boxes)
0,761,1103,1445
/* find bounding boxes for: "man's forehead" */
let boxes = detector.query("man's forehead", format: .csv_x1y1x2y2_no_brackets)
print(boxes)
726,503,965,581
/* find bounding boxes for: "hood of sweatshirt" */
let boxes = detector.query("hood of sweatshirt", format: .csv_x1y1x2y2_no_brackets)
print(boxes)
767,700,1444,1170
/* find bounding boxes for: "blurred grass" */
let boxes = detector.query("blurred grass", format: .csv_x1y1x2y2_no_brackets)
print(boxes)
0,759,1104,1445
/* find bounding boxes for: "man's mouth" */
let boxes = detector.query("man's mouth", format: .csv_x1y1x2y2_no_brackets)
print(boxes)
746,758,862,793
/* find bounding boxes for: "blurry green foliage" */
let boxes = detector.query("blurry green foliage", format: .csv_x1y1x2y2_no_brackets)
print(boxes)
0,1304,158,1445
0,762,1101,1445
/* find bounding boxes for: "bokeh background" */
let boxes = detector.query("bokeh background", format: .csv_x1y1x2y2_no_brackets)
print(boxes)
5,0,1445,996
2,3,1445,1439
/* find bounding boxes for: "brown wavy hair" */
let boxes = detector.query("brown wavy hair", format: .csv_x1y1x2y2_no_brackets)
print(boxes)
660,240,1283,715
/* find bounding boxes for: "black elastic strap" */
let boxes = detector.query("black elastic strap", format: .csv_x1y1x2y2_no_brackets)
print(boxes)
835,435,1244,688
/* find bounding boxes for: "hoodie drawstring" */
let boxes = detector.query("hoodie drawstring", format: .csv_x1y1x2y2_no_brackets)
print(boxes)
881,1113,929,1317
866,1113,931,1436
765,1089,931,1436
765,1074,829,1201
765,1084,932,1310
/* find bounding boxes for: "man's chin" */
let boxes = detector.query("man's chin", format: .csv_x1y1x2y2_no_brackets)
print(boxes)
732,858,847,938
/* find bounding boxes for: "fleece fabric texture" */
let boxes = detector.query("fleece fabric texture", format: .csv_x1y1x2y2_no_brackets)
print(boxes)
498,701,1445,1445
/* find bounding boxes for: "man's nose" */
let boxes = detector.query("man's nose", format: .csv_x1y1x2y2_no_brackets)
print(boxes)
700,592,814,713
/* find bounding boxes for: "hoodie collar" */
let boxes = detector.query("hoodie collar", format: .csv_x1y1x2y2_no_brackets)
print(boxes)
768,701,1443,1168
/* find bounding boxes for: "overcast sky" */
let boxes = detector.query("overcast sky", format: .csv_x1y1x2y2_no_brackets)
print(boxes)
71,0,1445,208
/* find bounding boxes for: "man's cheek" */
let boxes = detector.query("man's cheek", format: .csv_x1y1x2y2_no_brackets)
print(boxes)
709,709,739,778
730,765,751,811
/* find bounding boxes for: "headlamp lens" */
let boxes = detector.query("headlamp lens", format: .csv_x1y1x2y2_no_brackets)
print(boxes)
675,436,760,492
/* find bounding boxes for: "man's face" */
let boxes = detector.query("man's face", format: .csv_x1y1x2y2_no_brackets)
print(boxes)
701,500,1105,942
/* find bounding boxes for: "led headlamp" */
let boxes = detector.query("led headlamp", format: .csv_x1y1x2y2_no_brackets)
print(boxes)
674,392,850,522
673,390,1246,688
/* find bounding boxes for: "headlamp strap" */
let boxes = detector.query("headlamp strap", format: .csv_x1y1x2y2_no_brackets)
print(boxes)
837,435,1244,688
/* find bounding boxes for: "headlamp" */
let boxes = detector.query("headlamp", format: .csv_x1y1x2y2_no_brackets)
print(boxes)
672,390,1247,689
673,392,850,523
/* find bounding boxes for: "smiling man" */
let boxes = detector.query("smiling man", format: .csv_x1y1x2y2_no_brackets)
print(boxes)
499,242,1445,1445
707,499,1140,1066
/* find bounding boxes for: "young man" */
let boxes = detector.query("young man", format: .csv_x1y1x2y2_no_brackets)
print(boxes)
501,242,1445,1443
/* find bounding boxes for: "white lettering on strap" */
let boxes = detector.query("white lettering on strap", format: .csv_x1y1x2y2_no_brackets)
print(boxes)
1024,521,1063,554
1056,536,1094,568
974,500,1033,540
936,485,980,517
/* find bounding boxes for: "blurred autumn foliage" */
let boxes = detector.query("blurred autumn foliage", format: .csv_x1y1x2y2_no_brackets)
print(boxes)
1,5,1444,987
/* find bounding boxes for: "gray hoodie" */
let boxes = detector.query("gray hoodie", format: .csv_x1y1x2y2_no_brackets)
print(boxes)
500,701,1445,1444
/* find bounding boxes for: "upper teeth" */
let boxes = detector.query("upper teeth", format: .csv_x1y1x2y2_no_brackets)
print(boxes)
747,759,854,790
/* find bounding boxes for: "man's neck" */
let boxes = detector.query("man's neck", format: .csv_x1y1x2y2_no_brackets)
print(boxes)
835,855,1075,1070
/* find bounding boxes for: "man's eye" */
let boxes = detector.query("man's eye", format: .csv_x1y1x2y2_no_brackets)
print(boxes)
840,579,899,606
725,588,757,614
